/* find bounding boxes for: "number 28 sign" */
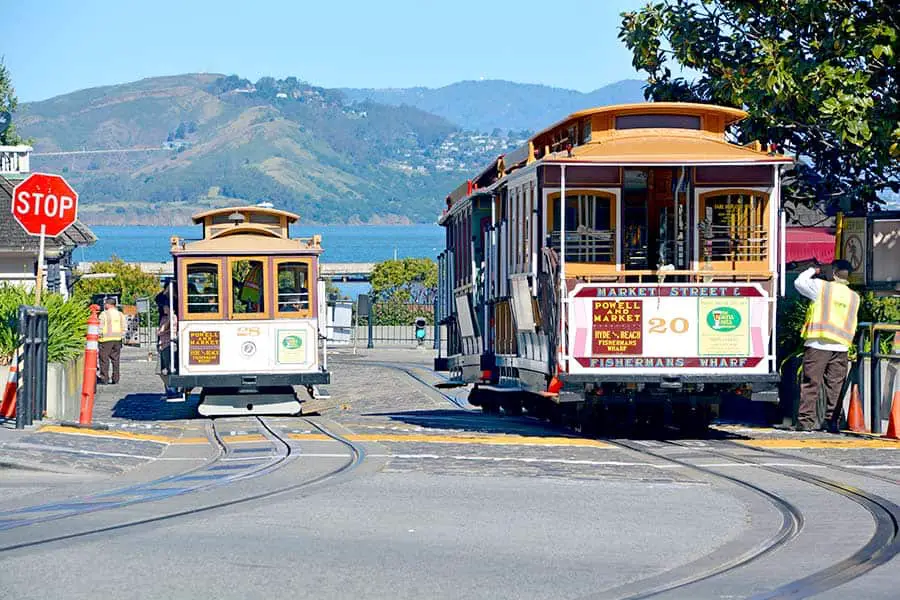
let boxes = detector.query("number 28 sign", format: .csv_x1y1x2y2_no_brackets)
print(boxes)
11,173,79,237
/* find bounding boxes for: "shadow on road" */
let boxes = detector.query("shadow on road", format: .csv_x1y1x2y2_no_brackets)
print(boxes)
111,393,200,421
365,407,753,442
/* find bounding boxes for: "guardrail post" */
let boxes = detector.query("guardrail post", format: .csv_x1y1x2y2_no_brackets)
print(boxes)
433,298,440,351
871,330,882,434
367,309,374,349
35,308,48,419
15,305,48,429
854,322,900,435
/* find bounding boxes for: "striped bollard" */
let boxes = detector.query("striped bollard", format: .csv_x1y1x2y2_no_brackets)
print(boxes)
78,304,101,425
0,363,17,419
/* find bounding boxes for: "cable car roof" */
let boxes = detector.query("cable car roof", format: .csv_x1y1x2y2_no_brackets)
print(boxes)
532,102,749,141
191,206,300,224
542,129,793,165
171,233,322,256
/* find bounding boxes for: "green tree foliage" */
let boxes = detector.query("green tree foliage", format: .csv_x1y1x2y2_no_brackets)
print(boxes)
74,258,162,305
0,58,25,145
370,258,437,304
368,258,437,326
0,286,89,364
619,1,900,211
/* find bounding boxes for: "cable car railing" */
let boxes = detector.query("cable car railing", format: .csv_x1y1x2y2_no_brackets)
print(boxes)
701,224,768,262
550,227,615,263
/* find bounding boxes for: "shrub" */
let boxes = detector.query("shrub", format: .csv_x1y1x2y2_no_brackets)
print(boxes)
0,286,89,365
371,298,434,327
858,292,900,355
0,286,32,365
45,294,89,363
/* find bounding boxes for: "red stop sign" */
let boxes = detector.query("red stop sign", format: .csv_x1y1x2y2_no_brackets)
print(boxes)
11,173,79,237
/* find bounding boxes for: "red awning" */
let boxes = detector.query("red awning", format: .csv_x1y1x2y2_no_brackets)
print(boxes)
785,227,835,263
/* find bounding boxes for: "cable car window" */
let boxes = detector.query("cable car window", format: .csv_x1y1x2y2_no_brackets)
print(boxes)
277,262,310,313
186,263,220,314
231,259,266,314
550,193,615,264
615,114,701,130
699,191,768,264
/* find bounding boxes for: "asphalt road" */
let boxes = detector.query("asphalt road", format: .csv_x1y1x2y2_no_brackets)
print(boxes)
1,348,898,599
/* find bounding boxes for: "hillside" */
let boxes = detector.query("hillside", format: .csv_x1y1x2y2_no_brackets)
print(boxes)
18,74,643,225
341,79,646,132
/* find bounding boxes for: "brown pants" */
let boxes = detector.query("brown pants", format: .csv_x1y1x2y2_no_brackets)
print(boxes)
98,340,122,384
799,347,849,428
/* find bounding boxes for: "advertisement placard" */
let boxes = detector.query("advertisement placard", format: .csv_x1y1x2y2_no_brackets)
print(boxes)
276,329,309,365
569,284,768,374
188,331,221,365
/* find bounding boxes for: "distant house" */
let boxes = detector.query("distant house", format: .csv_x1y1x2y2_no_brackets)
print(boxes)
0,146,97,297
275,92,288,99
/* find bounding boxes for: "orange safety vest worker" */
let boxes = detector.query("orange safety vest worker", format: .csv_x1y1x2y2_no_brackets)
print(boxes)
802,281,860,347
99,307,127,342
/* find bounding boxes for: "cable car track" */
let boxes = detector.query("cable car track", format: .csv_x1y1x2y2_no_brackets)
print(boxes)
725,438,900,487
0,416,365,553
365,360,475,411
384,361,900,599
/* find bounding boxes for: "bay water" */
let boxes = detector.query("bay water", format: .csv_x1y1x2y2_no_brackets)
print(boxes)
79,224,445,297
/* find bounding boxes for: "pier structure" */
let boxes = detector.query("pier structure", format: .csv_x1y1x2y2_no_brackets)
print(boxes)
77,261,376,282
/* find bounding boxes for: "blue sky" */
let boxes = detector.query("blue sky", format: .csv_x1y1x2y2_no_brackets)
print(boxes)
4,0,647,102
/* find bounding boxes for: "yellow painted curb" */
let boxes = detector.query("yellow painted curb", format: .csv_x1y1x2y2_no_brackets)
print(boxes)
38,425,175,444
220,434,268,443
172,436,215,445
739,438,900,449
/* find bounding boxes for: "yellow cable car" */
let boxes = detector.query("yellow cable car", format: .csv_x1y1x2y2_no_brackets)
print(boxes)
437,102,794,429
165,205,329,416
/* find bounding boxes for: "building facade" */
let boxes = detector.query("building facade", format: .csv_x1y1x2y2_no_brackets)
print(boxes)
0,146,97,297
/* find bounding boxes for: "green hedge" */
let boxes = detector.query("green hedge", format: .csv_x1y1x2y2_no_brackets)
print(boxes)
0,286,89,365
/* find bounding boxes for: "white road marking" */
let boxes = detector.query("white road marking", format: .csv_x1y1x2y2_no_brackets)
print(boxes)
0,443,172,461
367,453,681,468
359,452,900,472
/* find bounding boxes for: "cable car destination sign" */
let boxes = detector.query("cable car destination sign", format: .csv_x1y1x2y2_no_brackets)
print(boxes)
568,283,770,375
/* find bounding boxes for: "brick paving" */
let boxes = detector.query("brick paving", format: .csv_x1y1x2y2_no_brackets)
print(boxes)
2,343,898,480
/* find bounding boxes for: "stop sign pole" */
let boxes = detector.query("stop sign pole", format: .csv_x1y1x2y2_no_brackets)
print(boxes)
11,173,79,305
35,224,46,304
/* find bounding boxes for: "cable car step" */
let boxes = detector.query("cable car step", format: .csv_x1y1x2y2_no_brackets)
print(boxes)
198,386,301,417
435,380,466,389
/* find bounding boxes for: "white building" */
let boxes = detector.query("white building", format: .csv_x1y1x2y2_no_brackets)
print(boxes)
0,146,97,297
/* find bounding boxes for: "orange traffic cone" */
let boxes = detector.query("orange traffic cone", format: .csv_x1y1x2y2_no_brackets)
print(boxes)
884,390,900,440
0,364,17,419
847,384,867,433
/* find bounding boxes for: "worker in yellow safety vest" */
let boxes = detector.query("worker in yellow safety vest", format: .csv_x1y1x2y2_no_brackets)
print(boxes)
98,297,127,385
793,259,860,432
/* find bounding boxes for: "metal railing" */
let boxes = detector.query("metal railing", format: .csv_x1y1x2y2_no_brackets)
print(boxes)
550,228,615,263
855,322,900,434
15,306,49,429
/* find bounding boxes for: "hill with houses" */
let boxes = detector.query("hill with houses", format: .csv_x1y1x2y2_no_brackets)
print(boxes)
18,74,644,225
